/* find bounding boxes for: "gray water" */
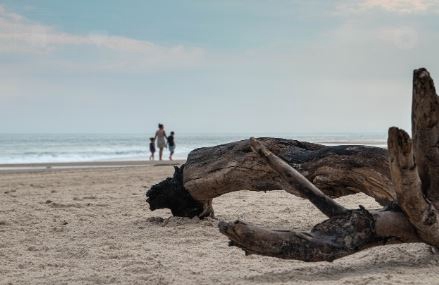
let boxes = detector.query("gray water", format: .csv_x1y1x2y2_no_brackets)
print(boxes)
0,133,387,164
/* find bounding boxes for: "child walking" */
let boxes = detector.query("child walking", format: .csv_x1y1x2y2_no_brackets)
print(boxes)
168,131,176,161
149,137,156,160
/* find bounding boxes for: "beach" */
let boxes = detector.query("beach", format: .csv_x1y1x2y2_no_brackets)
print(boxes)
1,161,439,285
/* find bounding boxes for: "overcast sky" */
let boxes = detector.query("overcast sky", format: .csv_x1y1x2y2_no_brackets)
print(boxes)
1,0,438,134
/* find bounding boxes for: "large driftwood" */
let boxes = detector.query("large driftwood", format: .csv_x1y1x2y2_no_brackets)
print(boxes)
146,139,394,218
219,68,439,261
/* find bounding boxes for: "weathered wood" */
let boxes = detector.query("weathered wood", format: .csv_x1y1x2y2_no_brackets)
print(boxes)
146,139,394,218
146,166,204,217
249,137,347,218
412,68,439,201
219,208,380,262
219,206,420,262
388,127,439,247
183,139,394,205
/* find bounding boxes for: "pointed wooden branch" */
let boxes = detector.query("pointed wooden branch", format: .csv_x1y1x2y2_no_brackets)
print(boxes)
249,137,347,218
412,68,439,201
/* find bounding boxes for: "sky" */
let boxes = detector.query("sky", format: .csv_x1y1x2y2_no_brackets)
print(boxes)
1,0,438,134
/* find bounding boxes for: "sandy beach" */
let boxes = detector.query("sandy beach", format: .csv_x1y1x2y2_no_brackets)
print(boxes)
1,161,439,285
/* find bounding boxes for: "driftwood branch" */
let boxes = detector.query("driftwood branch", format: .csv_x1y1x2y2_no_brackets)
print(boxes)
184,140,394,205
219,208,377,262
249,137,347,217
219,209,422,262
219,208,421,262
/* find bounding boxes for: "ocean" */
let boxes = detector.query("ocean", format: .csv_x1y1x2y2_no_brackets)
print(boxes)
0,133,387,164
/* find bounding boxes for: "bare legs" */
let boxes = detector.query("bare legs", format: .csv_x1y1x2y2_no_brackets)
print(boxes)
159,148,164,160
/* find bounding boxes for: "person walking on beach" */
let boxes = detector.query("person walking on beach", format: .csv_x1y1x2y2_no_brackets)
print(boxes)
168,131,176,161
149,137,156,160
155,123,167,160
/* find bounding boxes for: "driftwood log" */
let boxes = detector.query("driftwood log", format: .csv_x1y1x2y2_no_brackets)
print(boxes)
146,140,394,218
146,68,439,261
218,68,439,261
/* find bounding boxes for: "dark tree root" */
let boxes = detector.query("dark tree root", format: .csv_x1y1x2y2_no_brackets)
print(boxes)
146,166,212,218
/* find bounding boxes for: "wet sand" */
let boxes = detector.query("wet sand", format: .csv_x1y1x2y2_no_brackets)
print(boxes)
1,162,438,284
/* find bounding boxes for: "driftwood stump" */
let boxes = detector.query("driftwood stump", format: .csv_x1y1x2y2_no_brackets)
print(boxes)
218,68,439,261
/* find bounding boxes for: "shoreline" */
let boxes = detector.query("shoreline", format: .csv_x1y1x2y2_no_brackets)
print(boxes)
0,159,186,173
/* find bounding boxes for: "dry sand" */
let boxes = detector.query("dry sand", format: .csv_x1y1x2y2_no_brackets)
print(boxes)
1,162,439,284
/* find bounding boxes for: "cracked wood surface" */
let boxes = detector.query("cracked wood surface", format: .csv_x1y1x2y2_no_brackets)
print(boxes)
183,138,395,206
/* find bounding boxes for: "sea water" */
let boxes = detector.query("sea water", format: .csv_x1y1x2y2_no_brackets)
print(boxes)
0,133,387,164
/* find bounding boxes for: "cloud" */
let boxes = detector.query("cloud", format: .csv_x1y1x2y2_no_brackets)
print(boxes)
336,0,439,15
328,21,420,50
0,5,205,71
378,26,419,49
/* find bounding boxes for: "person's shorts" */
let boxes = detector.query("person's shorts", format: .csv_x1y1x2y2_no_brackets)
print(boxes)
169,145,176,152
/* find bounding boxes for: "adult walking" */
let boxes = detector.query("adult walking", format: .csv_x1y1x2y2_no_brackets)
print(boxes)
155,123,167,161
